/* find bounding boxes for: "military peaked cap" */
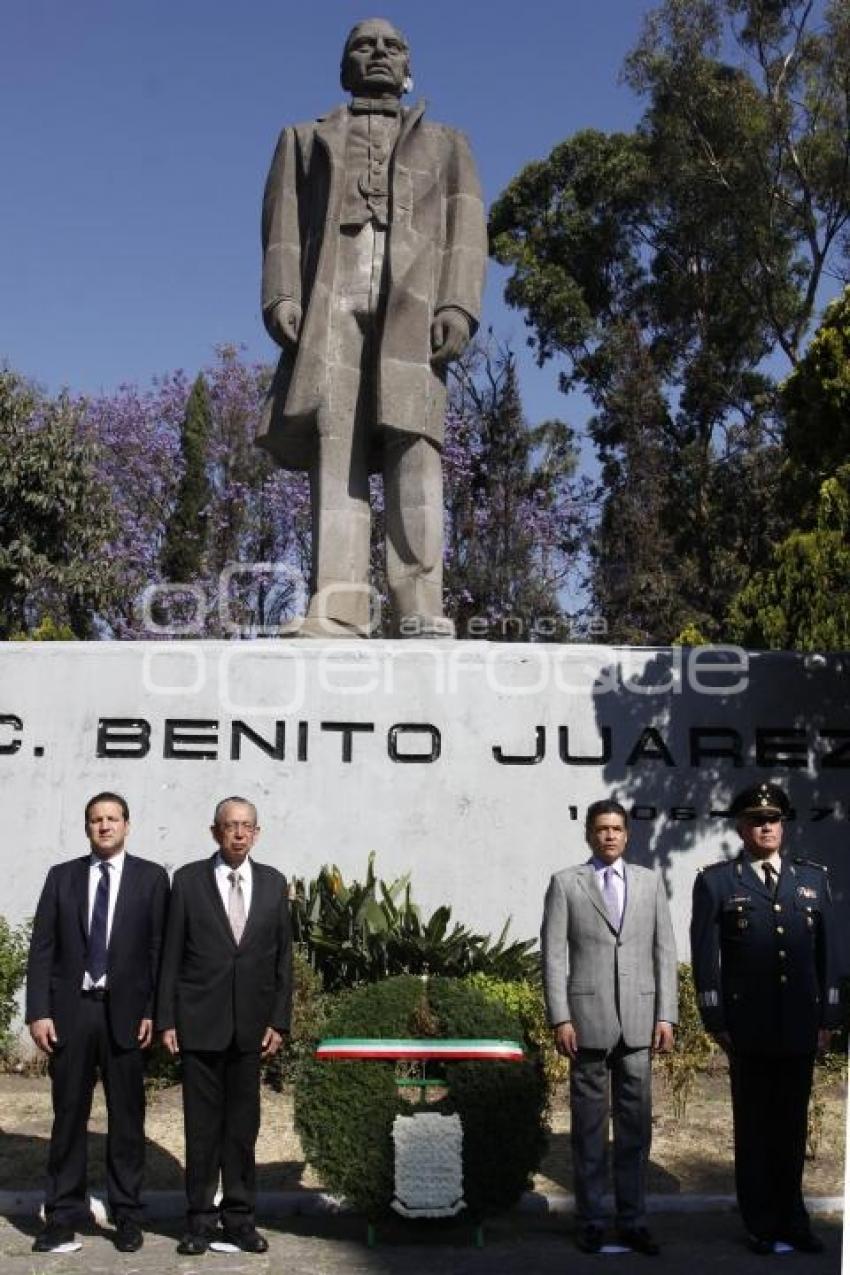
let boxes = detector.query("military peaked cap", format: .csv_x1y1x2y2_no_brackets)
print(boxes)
729,782,790,818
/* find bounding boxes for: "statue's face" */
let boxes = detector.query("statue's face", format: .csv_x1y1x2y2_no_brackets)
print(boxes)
342,19,409,96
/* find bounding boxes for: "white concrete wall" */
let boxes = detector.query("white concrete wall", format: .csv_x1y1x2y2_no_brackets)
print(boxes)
3,641,848,959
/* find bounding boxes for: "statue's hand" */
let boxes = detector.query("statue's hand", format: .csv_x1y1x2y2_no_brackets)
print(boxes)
267,299,302,349
430,308,471,366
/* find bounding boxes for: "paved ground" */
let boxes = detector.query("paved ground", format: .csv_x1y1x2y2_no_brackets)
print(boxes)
0,1211,843,1275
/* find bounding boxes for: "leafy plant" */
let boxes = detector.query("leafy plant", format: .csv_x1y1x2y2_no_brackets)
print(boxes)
807,1037,849,1160
263,950,327,1090
290,854,539,991
0,917,30,1060
659,963,716,1122
465,973,566,1100
143,1039,181,1092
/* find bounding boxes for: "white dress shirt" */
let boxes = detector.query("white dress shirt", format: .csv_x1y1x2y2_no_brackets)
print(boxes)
214,854,253,918
745,849,783,886
83,850,125,990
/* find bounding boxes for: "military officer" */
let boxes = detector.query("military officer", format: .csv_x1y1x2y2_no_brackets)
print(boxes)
690,782,842,1255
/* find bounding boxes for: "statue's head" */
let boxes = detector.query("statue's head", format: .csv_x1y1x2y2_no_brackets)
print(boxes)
340,18,412,97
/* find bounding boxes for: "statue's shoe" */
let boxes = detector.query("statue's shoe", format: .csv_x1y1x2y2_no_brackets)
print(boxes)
284,615,369,639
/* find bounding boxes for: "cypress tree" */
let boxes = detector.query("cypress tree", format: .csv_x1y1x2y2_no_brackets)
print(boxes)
160,373,211,584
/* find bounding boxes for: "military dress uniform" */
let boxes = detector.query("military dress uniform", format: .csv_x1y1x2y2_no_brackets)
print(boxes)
691,836,841,1246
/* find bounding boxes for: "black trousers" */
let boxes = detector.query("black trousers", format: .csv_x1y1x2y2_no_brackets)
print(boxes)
46,994,145,1225
181,1043,261,1233
729,1050,815,1240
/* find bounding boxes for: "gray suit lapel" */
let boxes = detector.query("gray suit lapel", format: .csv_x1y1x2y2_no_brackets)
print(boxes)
576,863,615,931
619,862,638,936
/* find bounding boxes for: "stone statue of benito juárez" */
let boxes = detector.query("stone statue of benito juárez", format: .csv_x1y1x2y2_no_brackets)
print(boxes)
258,18,487,638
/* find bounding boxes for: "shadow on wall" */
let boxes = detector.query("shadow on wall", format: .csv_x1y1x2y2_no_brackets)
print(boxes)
590,647,850,968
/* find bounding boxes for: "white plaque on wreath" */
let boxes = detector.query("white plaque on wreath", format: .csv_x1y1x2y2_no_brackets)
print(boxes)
391,1111,465,1218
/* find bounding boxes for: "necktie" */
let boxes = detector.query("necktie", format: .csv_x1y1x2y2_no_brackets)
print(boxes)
602,866,622,930
86,862,110,982
762,862,776,895
228,870,246,943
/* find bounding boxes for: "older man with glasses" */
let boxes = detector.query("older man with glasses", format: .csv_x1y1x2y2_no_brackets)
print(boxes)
156,797,292,1256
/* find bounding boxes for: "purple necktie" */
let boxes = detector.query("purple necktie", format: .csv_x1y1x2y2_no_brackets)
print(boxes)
603,866,622,930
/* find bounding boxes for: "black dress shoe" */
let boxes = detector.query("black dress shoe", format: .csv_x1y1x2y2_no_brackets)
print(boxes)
784,1230,825,1254
747,1235,775,1255
32,1224,76,1253
221,1224,269,1253
115,1219,144,1252
177,1231,211,1255
576,1223,605,1253
618,1225,661,1255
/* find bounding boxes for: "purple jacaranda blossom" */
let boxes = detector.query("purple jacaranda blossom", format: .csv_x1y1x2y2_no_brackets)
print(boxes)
68,342,583,640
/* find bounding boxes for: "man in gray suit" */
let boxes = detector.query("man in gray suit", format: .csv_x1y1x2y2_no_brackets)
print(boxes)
542,798,678,1255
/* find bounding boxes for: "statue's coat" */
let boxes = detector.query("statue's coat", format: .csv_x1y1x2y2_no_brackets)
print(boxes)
258,101,487,472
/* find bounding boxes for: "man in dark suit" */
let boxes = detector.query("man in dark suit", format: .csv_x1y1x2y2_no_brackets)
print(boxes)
156,796,293,1255
691,782,843,1255
542,798,678,1256
26,792,169,1254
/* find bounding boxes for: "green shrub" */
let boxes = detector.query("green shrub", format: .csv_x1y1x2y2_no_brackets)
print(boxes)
294,974,547,1218
660,963,717,1121
10,617,76,641
264,949,327,1090
290,854,538,991
806,1032,847,1159
144,1039,180,1092
464,972,566,1099
0,917,30,1060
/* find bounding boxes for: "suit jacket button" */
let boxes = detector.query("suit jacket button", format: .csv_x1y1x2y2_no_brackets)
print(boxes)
780,974,788,984
776,925,784,934
773,904,782,912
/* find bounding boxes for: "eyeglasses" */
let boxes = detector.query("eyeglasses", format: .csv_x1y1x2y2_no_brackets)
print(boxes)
220,821,256,833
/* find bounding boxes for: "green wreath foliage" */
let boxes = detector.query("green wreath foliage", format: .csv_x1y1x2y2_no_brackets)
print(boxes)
294,975,547,1218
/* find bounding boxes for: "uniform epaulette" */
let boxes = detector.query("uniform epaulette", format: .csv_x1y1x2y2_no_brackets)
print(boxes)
792,857,829,872
698,860,729,874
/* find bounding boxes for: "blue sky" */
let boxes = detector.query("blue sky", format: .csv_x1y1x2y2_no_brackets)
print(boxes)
1,0,651,436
